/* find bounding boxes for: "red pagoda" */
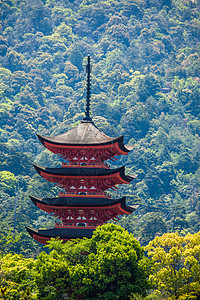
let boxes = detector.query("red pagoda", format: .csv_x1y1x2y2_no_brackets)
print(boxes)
26,56,137,244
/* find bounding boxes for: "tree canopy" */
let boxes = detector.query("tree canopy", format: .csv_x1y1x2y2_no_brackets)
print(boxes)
146,231,200,299
0,224,149,300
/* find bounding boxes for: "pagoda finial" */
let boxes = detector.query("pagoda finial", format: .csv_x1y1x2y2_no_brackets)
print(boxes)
83,55,92,122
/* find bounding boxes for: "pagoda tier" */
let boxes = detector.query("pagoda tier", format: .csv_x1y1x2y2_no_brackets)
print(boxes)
26,56,138,244
37,120,134,165
30,196,138,227
26,226,94,245
33,165,135,194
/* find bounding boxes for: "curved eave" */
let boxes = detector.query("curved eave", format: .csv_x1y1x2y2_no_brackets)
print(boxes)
125,204,139,213
37,133,121,147
31,195,127,208
33,165,136,183
30,196,138,215
37,134,133,154
26,226,94,242
118,136,134,153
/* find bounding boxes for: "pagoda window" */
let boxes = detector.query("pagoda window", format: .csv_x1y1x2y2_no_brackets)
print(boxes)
80,162,87,166
78,192,87,195
77,223,86,227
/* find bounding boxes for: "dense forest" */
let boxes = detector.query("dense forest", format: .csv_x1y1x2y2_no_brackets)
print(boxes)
0,0,199,252
0,0,200,297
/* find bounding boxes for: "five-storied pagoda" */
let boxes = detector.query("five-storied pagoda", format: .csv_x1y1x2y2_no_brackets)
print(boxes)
26,56,137,244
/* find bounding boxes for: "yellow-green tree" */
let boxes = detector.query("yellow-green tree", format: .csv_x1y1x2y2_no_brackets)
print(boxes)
146,232,200,299
0,253,35,299
0,233,21,258
0,171,16,196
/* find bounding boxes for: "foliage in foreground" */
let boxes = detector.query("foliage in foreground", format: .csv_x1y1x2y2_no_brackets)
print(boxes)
146,231,200,300
1,227,200,299
0,0,200,254
36,224,149,300
0,253,35,300
0,224,149,300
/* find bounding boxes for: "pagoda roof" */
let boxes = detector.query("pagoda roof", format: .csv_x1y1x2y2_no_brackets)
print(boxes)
33,165,135,183
26,226,94,244
37,120,133,151
30,196,138,213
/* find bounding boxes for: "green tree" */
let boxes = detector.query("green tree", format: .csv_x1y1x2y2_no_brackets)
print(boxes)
139,212,167,245
35,224,149,300
137,74,160,102
146,232,200,299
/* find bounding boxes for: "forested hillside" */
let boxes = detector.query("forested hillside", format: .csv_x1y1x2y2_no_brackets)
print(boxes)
0,0,199,254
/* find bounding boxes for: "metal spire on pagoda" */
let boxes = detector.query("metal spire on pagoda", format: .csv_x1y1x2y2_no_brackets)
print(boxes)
35,54,134,164
83,55,92,122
